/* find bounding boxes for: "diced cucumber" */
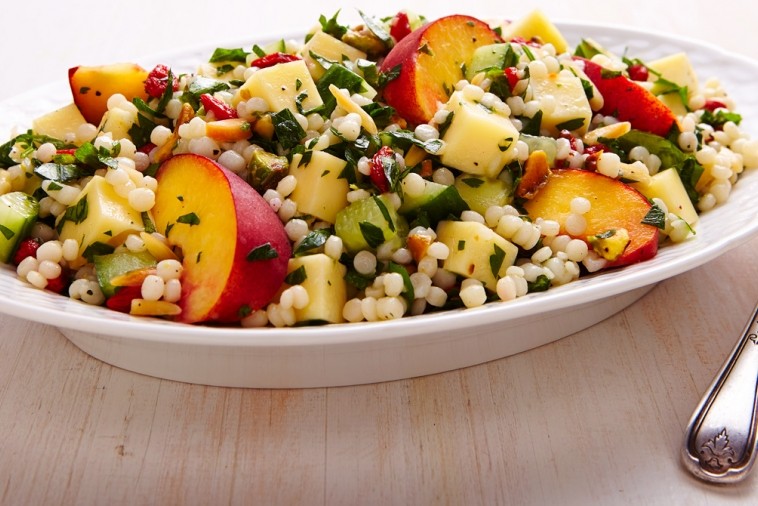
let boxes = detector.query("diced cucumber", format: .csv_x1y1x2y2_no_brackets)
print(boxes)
0,192,39,263
453,175,513,215
335,195,406,253
399,180,469,227
467,43,517,79
93,250,157,297
519,134,558,166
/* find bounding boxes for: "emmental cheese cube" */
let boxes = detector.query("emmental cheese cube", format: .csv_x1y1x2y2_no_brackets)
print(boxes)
300,30,367,81
235,60,323,114
287,253,347,324
500,9,569,54
58,175,144,257
436,220,519,290
289,151,349,223
647,52,699,117
631,167,698,225
32,103,87,143
439,91,519,178
530,68,592,136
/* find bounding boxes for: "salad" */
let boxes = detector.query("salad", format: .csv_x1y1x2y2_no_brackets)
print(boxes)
0,8,755,328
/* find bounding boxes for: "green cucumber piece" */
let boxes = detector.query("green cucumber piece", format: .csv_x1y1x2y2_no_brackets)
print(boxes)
399,180,469,226
467,43,518,79
335,195,406,253
93,250,157,297
453,175,513,215
0,192,39,263
519,134,558,166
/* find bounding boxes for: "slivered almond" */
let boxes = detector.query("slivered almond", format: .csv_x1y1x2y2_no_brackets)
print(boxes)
584,121,631,145
328,84,378,135
153,103,195,163
140,232,179,261
110,267,157,287
516,150,551,199
130,299,182,316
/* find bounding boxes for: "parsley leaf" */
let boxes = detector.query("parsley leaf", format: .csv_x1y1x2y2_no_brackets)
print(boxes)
209,47,249,63
271,108,307,149
246,242,279,261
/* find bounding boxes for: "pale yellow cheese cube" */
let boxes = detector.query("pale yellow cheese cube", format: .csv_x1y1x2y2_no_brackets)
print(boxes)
300,30,367,81
287,253,347,324
440,91,519,178
100,107,138,142
235,60,323,114
289,151,349,223
501,9,569,54
32,103,87,142
531,68,592,136
58,175,145,256
436,220,519,290
647,52,699,117
631,168,698,225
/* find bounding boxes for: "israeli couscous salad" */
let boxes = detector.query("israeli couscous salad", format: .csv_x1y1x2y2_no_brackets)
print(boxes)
0,9,756,327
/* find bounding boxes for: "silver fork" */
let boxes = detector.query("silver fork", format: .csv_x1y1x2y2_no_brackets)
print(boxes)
681,300,758,483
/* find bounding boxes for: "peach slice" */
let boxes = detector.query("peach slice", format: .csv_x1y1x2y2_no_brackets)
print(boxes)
577,58,678,137
152,154,291,323
380,15,501,125
68,63,150,125
523,169,659,268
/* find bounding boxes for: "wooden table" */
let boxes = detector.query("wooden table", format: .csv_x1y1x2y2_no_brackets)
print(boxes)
2,1,757,503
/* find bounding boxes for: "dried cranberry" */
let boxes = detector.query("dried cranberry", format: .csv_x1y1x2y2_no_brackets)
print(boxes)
369,146,394,193
200,93,238,120
559,130,581,151
703,99,728,112
13,237,41,265
503,67,521,92
627,64,649,82
249,52,300,69
106,285,143,314
584,144,610,171
144,64,178,99
46,273,68,295
389,11,413,42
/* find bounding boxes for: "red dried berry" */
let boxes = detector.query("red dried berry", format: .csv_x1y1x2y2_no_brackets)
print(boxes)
627,64,649,82
200,93,238,120
13,237,41,265
144,64,178,99
389,11,413,42
583,144,611,172
249,52,300,69
703,99,728,112
369,146,394,193
45,274,68,295
106,285,143,314
503,67,521,92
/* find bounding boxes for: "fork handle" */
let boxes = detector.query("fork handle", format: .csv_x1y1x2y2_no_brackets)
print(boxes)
681,300,758,483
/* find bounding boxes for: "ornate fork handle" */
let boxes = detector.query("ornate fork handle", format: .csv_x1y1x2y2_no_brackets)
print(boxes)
681,300,758,483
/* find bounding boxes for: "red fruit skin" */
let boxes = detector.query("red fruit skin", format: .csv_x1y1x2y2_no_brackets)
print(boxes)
13,238,41,265
578,58,678,137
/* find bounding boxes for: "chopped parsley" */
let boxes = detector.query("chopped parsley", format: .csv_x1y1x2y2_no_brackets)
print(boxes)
177,212,200,226
246,242,279,261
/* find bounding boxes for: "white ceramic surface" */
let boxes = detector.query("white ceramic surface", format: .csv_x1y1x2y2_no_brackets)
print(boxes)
1,22,758,388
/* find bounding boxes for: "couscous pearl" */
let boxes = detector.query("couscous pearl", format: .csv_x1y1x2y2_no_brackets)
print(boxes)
80,282,105,305
426,242,450,260
531,246,553,264
377,297,405,320
496,214,523,238
26,270,48,289
354,250,377,275
17,257,39,278
285,219,309,242
426,286,448,307
324,235,344,259
361,297,379,322
163,279,182,302
125,234,147,252
417,255,438,277
410,272,432,299
485,206,506,228
68,278,89,299
36,143,57,163
105,167,130,186
76,123,98,143
277,199,297,221
157,259,183,281
461,210,485,224
241,309,269,328
460,284,487,308
565,239,589,262
432,167,455,186
432,268,457,291
276,175,297,197
497,276,518,301
38,260,62,280
343,298,364,323
414,124,439,142
218,150,246,173
565,214,587,235
570,197,591,215
62,239,79,262
402,173,426,197
383,272,405,297
583,252,608,273
36,241,63,263
31,222,56,243
128,188,156,212
391,247,413,265
141,275,165,301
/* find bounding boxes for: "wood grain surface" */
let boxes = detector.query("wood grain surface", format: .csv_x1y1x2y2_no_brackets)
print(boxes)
1,1,757,504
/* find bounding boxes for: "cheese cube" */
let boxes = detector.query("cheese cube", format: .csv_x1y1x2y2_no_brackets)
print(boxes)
289,151,349,223
530,68,592,136
501,9,569,54
631,167,698,225
440,91,519,178
300,30,367,81
287,253,347,324
32,103,87,142
58,175,145,256
647,52,699,117
236,60,323,114
436,220,518,290
100,107,138,141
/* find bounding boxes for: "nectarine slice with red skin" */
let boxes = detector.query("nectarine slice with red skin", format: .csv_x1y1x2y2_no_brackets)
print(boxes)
152,154,291,323
380,15,501,125
523,169,659,268
577,58,678,137
68,63,150,125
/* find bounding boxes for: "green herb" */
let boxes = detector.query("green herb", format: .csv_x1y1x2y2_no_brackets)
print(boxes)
294,228,331,256
271,108,307,149
216,64,235,76
555,118,586,132
62,197,88,225
141,212,156,233
520,110,543,136
462,178,484,188
700,109,742,128
373,196,396,232
361,103,395,129
182,76,230,110
285,265,307,285
600,68,622,79
247,242,279,261
165,223,174,236
0,224,14,240
196,251,203,263
318,10,348,39
82,242,115,262
34,162,93,183
0,131,74,169
521,44,536,61
359,221,385,248
641,203,666,229
177,212,200,226
316,64,366,116
527,274,551,293
579,77,594,100
359,10,394,48
418,43,434,56
457,240,466,251
252,45,267,58
489,244,506,278
238,305,252,318
380,130,444,155
573,39,604,59
209,47,249,63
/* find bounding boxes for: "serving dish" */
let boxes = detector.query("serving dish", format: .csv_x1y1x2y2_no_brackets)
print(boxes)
1,21,757,388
